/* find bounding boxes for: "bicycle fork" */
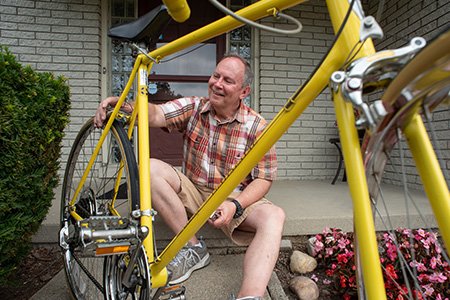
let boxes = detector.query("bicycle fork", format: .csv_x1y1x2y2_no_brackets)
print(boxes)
329,37,428,300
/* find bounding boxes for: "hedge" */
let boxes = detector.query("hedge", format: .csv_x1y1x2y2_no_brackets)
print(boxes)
0,46,70,284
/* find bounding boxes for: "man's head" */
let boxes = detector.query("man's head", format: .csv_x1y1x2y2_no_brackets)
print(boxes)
208,54,253,119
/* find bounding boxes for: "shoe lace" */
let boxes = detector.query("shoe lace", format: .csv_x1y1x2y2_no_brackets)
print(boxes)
170,246,200,268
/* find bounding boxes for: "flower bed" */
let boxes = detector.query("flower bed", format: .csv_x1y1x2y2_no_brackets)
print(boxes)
311,228,449,299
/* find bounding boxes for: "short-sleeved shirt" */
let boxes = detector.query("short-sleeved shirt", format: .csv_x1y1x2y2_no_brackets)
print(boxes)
159,96,277,191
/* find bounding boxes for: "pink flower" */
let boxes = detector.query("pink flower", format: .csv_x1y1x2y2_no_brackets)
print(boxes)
310,274,318,282
421,237,431,249
422,283,434,296
417,228,426,237
323,278,331,285
410,260,427,272
436,293,449,300
401,228,411,235
337,237,348,249
428,272,447,283
314,240,324,253
326,247,334,256
430,256,438,269
435,243,442,254
401,240,410,249
386,242,398,261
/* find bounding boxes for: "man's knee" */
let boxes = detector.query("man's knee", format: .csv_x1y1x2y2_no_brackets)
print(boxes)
149,158,181,192
269,205,285,227
150,158,164,175
252,204,285,231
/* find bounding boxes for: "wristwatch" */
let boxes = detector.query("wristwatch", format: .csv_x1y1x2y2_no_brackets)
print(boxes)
231,199,244,219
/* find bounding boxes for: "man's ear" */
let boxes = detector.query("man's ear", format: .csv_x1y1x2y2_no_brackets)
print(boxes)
240,86,251,100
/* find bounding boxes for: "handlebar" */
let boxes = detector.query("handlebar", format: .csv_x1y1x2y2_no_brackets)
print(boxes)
162,0,190,23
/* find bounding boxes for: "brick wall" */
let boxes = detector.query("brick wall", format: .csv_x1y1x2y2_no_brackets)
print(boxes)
258,0,449,185
367,0,450,188
0,0,102,170
258,1,338,180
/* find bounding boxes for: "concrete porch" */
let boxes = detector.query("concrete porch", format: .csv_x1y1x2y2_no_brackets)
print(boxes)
33,179,436,245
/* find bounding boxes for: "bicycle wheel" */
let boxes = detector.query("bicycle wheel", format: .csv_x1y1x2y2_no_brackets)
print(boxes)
357,30,450,299
60,117,143,299
104,246,150,300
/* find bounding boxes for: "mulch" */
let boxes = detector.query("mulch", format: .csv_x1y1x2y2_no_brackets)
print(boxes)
0,245,64,300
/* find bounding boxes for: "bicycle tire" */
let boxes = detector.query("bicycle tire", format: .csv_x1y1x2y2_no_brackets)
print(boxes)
356,30,450,299
59,117,143,299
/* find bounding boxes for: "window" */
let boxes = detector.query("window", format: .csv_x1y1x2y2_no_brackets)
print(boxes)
110,0,137,98
149,43,218,101
228,0,253,107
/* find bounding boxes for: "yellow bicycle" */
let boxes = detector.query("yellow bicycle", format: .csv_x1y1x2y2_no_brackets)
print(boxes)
59,0,450,299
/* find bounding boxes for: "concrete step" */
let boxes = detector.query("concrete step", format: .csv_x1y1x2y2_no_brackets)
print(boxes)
31,243,292,300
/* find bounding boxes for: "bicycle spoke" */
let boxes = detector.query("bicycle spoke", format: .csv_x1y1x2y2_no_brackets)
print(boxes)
72,251,105,294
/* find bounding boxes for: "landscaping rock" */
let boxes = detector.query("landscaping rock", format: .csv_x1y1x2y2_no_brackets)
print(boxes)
289,276,319,300
289,250,317,274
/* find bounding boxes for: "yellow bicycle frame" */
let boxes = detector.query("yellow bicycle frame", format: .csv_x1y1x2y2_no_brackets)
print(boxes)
68,0,449,299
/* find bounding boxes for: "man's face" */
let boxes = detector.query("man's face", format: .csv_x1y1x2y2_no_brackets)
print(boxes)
208,57,250,113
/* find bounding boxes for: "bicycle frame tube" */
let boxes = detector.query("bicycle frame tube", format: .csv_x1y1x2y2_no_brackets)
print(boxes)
333,92,386,300
149,3,387,298
134,61,172,287
403,114,450,251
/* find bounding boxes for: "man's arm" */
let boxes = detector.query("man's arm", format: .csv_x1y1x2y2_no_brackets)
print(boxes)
234,178,272,209
210,178,272,227
94,96,166,128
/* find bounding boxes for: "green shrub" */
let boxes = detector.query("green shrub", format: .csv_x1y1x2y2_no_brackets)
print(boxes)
0,46,70,284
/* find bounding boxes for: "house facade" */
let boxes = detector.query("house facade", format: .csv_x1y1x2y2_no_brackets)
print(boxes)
1,0,448,190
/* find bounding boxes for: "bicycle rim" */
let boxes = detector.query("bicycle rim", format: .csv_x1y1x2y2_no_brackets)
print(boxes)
60,117,139,299
356,30,450,299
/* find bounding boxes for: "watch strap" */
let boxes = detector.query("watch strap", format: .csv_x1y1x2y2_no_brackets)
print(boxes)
231,199,243,219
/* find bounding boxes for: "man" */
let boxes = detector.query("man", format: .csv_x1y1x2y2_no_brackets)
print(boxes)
95,54,285,300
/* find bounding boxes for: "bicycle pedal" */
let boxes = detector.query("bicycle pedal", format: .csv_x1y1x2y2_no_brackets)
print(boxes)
77,216,148,257
159,285,186,300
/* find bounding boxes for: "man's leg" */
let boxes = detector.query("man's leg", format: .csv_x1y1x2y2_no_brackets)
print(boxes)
149,158,210,285
149,158,198,245
236,204,285,298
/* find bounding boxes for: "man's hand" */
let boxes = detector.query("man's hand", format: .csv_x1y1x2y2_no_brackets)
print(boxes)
94,96,119,128
208,201,236,228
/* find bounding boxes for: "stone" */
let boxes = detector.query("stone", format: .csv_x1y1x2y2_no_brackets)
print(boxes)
289,276,320,300
289,250,317,274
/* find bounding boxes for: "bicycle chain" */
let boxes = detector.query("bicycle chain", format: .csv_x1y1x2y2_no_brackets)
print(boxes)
72,252,106,295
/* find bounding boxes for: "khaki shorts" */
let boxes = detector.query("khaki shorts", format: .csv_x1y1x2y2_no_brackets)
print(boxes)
173,168,272,246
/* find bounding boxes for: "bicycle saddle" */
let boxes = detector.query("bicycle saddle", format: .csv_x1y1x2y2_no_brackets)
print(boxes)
108,4,170,44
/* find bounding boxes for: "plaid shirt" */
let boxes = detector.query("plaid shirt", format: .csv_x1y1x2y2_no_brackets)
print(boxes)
160,97,277,190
